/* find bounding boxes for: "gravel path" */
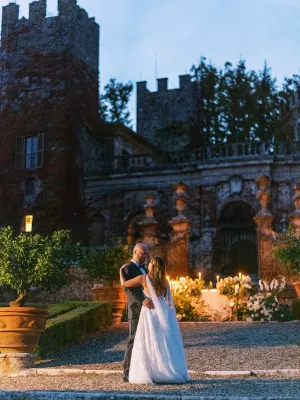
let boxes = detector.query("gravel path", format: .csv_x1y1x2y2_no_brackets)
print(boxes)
0,322,299,397
37,322,300,371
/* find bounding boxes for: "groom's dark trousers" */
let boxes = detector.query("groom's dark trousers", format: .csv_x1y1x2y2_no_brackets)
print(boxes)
122,261,145,379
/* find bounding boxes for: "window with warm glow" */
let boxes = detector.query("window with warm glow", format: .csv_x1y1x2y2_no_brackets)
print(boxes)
25,215,33,233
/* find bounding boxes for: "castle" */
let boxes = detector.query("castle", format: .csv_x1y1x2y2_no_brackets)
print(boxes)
0,0,300,281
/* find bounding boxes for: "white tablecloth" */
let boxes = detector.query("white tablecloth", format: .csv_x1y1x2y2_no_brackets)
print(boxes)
200,289,230,320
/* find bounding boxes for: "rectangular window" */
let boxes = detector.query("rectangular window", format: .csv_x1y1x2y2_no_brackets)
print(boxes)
15,134,44,170
24,215,33,233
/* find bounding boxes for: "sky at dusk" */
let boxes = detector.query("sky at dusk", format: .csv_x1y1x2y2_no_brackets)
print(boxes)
1,0,300,129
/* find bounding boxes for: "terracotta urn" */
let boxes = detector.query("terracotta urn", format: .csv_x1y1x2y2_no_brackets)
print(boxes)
0,307,48,353
91,285,126,324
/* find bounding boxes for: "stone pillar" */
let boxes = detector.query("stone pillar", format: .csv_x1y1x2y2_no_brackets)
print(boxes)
253,175,278,278
199,215,216,281
168,182,191,278
138,193,159,247
289,183,300,238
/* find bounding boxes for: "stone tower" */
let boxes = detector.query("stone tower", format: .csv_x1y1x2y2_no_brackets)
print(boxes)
0,0,100,241
136,75,199,151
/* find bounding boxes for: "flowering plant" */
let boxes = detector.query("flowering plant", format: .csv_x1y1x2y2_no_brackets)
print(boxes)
243,277,292,322
171,277,209,321
218,275,255,299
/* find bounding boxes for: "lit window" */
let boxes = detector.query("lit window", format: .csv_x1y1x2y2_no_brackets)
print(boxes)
25,215,33,233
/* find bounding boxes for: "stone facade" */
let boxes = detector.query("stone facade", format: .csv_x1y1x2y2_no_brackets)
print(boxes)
84,142,300,280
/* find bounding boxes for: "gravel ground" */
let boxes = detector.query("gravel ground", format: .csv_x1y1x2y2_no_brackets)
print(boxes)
0,322,300,397
36,322,300,371
0,374,300,397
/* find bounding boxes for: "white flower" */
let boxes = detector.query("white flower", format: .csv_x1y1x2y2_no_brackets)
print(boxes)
281,314,284,318
246,317,252,322
251,314,254,317
255,313,258,317
261,318,265,321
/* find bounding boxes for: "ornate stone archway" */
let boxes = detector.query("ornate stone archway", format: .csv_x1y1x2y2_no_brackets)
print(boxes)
214,200,257,276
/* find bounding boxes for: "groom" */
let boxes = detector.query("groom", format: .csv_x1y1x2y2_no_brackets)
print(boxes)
122,243,154,382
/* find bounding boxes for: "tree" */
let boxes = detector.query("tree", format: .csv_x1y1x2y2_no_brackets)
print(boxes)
190,58,300,145
0,227,79,306
100,78,133,127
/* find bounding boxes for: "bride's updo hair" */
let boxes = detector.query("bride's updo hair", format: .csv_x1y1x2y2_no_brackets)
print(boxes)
149,256,167,294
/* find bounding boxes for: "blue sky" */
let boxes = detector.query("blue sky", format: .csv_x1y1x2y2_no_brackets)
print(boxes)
1,0,300,129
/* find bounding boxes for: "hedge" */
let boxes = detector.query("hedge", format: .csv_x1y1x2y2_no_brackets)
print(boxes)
292,299,300,320
35,302,112,357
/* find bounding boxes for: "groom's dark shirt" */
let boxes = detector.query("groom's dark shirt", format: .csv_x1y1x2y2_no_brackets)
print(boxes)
122,261,147,319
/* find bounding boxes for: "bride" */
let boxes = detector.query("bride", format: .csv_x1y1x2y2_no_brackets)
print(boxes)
120,256,190,385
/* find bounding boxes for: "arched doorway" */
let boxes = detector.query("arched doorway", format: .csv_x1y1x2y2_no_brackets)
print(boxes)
214,201,257,277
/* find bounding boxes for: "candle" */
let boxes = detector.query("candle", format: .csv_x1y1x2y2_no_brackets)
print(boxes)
242,275,245,281
198,272,202,280
239,272,242,279
216,275,219,282
235,284,239,294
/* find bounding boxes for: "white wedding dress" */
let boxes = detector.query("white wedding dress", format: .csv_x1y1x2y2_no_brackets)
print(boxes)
129,276,190,384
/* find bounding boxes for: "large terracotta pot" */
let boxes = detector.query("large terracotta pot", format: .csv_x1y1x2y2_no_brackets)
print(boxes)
91,286,126,324
0,307,48,353
293,281,300,299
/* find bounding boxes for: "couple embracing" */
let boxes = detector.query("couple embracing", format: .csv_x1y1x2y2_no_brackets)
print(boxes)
120,243,190,385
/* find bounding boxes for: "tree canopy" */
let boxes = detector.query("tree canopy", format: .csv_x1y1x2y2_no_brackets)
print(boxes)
100,78,133,127
190,57,300,145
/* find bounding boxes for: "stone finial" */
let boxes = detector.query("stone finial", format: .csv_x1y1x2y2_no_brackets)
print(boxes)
137,193,158,246
172,182,189,219
255,175,271,215
169,182,191,236
143,193,157,220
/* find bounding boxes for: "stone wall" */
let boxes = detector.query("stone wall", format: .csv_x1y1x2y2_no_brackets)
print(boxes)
84,150,300,279
0,0,101,243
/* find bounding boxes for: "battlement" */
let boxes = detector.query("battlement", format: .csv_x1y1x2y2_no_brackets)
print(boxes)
136,74,198,149
137,74,193,95
29,0,46,21
1,0,99,73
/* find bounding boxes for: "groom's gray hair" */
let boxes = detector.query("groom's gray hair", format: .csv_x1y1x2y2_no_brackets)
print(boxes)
133,243,148,253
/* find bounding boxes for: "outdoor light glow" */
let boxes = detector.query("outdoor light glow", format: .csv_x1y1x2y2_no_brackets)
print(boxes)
25,215,33,232
239,272,242,279
198,272,202,280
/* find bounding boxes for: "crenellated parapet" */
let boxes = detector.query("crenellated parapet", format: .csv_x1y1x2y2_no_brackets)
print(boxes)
136,74,198,150
1,0,99,74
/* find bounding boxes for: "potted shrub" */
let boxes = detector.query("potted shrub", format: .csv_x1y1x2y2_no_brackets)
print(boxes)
80,246,131,323
0,226,79,354
274,225,300,298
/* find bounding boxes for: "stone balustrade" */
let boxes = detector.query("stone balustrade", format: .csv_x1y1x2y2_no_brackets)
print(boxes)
88,141,300,174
